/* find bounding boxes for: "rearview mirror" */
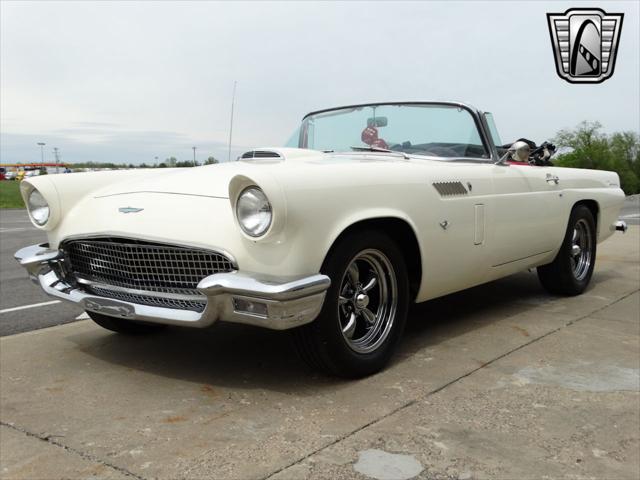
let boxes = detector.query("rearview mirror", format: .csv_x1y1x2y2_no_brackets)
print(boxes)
367,116,388,128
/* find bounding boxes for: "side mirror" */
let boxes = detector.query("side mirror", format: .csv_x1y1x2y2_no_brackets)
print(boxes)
510,141,531,163
495,140,531,165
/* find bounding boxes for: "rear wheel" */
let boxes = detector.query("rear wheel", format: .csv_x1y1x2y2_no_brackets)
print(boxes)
87,311,166,334
292,230,409,378
537,205,597,296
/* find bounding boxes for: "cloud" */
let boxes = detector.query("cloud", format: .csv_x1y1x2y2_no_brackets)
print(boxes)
1,1,638,165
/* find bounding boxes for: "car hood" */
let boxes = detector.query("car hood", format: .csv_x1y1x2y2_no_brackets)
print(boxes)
90,147,418,199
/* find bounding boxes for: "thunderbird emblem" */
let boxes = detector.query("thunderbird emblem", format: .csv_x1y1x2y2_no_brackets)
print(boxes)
118,207,144,214
547,8,624,84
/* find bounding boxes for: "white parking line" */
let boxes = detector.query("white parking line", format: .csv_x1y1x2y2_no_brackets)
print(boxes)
0,227,34,233
620,214,640,219
0,300,61,314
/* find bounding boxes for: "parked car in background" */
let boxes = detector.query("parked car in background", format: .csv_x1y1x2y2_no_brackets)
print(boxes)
15,101,627,377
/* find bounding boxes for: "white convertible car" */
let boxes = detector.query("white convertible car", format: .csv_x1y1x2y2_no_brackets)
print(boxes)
16,102,627,377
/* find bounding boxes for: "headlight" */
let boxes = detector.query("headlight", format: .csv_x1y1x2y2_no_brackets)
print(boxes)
236,187,272,237
27,188,50,226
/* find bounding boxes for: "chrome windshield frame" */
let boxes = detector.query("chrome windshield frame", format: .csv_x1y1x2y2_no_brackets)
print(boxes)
299,101,498,163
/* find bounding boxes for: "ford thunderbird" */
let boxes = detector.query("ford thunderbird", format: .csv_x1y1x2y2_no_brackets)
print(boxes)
15,102,627,377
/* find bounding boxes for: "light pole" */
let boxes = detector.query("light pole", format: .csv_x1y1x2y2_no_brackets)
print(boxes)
154,156,159,168
192,146,197,167
37,142,45,164
53,147,60,173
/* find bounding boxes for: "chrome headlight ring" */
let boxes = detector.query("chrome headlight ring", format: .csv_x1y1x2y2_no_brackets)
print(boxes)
27,187,50,226
236,186,273,237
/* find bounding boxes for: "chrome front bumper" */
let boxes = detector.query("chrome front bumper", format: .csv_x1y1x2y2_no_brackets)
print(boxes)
15,243,330,330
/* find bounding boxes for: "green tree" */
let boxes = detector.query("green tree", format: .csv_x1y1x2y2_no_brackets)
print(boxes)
553,122,639,195
175,160,197,167
205,156,219,165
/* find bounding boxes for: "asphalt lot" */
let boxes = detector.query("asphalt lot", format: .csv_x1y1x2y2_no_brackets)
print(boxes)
1,195,639,337
1,223,638,479
0,209,83,336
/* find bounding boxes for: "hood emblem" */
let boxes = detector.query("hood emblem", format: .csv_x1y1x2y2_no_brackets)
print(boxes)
118,207,144,214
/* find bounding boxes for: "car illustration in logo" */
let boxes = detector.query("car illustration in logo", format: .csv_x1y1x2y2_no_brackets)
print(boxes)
547,8,624,84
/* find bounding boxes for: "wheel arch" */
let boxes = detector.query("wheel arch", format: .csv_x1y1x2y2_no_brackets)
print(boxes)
323,216,422,302
574,199,600,233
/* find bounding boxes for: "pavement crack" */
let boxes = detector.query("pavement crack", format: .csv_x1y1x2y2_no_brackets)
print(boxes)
262,289,639,479
0,421,147,480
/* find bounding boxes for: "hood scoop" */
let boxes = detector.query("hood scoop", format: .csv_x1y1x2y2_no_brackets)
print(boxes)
241,150,283,160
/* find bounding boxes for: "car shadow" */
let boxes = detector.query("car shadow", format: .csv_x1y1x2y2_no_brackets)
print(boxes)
67,270,582,393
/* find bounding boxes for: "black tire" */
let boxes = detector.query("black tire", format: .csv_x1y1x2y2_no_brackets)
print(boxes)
537,205,597,296
87,311,167,335
292,230,409,378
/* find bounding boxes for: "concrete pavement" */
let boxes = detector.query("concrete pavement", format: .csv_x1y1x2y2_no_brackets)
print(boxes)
1,226,638,479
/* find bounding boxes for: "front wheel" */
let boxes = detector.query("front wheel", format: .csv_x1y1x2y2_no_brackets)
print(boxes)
292,230,409,378
537,204,597,296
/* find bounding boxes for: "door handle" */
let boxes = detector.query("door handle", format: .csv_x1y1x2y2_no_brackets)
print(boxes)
546,174,560,185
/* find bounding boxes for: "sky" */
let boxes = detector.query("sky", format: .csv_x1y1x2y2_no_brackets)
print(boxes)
1,0,639,165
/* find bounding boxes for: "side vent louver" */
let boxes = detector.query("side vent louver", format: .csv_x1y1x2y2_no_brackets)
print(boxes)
433,181,468,196
241,150,282,159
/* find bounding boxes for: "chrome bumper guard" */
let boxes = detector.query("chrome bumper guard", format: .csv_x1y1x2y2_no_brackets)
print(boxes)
15,243,330,330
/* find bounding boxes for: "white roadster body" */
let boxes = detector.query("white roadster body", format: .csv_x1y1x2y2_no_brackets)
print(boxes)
16,102,627,376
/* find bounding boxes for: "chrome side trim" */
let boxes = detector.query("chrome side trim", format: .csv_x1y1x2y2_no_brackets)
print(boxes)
15,243,330,331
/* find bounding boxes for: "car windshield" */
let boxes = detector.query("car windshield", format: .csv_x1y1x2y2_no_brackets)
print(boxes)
287,103,488,159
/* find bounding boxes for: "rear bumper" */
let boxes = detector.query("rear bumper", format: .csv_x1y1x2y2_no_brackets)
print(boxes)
15,243,330,330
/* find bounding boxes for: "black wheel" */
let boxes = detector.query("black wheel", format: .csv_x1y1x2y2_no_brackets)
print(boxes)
537,205,597,296
292,230,409,378
87,311,167,335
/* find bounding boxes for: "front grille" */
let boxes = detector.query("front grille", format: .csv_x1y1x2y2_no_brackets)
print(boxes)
89,286,207,313
62,238,235,310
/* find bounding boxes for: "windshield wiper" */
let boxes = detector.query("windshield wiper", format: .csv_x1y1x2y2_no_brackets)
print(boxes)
350,146,409,159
